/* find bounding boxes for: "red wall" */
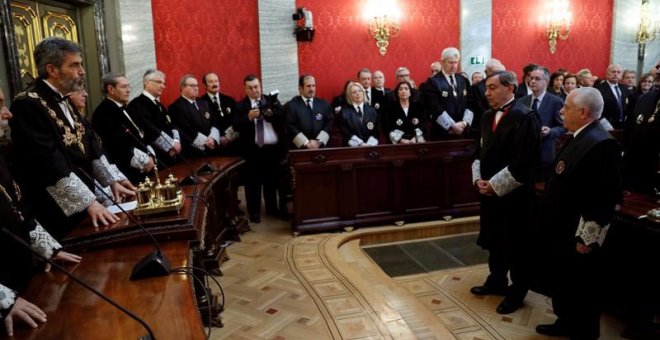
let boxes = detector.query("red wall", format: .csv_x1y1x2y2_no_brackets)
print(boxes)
296,0,459,101
152,0,260,104
492,0,613,79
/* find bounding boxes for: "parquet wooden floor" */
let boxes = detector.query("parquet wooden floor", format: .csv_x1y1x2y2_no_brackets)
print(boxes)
210,213,627,339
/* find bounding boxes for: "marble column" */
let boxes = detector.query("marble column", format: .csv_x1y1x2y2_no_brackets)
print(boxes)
258,0,299,102
104,0,157,100
460,0,492,79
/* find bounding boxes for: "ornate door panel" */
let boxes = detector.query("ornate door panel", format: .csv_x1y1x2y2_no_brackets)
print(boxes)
10,1,79,89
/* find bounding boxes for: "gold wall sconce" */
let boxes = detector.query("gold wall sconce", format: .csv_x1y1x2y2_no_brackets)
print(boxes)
544,0,571,54
636,0,659,44
364,0,401,56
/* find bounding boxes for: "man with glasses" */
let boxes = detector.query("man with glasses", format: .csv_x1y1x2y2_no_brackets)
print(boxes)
519,66,565,180
128,69,182,164
168,75,218,156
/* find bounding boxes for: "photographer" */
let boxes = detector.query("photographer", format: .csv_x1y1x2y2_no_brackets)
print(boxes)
235,75,287,223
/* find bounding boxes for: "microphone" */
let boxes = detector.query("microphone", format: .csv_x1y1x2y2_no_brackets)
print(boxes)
121,125,173,177
0,226,156,340
78,168,170,281
157,129,209,186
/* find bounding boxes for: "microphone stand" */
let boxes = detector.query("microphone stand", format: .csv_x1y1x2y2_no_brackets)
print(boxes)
78,169,171,281
0,226,156,340
159,131,209,186
121,126,174,178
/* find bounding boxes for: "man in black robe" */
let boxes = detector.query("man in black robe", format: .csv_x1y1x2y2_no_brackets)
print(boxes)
199,72,239,156
0,87,80,336
285,74,333,149
9,37,134,238
92,73,155,184
535,87,622,340
470,71,541,315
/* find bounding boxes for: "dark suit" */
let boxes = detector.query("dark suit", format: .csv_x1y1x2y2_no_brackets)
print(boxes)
468,80,488,138
92,98,153,184
371,88,389,112
235,95,287,218
285,96,333,149
422,72,472,140
9,79,124,238
622,89,660,195
475,99,541,300
520,92,566,180
539,121,622,339
128,93,180,164
168,96,215,157
339,104,379,146
199,92,239,156
595,81,634,129
515,82,531,99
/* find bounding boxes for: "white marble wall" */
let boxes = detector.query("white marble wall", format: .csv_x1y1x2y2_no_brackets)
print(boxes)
460,0,492,78
105,0,157,100
612,0,660,75
258,0,299,103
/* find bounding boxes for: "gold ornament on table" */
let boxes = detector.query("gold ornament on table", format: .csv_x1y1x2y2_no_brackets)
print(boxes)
134,165,184,216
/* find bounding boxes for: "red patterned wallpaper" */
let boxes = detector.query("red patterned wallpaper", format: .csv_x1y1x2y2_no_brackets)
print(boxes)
152,0,260,104
296,0,459,101
492,0,613,79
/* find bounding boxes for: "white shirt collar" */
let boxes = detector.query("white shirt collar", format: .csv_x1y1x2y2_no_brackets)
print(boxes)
108,98,125,108
143,90,158,102
43,80,65,98
533,91,546,103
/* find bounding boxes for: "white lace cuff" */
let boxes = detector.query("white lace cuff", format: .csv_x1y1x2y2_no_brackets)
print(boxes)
316,130,330,145
463,109,474,126
0,285,17,311
390,129,404,143
293,132,309,148
92,155,115,186
471,160,481,185
172,129,180,141
348,135,364,147
130,148,151,171
93,181,114,207
30,222,62,259
154,132,174,152
436,111,455,130
209,127,220,144
193,133,207,150
224,126,239,141
575,216,610,247
146,145,156,157
489,166,522,197
46,172,96,216
366,136,379,146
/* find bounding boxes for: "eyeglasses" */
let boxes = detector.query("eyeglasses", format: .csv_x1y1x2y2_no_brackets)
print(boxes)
150,79,165,85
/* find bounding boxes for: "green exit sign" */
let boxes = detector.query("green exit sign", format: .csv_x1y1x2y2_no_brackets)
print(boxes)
470,57,485,65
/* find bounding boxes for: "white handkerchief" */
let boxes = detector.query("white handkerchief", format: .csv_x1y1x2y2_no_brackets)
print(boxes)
108,200,138,214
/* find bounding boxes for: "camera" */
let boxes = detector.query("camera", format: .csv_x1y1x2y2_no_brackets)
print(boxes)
257,90,280,117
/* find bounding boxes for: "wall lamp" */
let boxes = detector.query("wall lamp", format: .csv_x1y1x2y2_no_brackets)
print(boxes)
544,0,571,54
636,0,659,44
364,0,401,56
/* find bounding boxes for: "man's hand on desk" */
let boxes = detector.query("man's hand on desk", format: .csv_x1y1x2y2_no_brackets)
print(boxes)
87,201,119,227
111,180,136,202
4,297,47,336
44,251,82,272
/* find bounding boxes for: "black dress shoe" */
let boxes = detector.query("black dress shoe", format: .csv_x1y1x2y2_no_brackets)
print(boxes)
536,323,569,337
250,215,261,223
470,285,508,296
496,297,523,314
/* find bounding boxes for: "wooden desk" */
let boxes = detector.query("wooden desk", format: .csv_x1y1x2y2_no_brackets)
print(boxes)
2,240,206,340
289,140,480,234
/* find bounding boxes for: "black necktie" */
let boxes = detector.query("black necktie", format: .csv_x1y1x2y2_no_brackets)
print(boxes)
532,98,540,112
306,99,313,111
192,100,199,111
614,85,623,121
154,99,162,112
365,90,370,104
450,75,456,88
356,106,363,120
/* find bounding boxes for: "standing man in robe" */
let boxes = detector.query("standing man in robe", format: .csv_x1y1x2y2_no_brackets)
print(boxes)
199,72,239,155
9,37,133,238
286,74,333,149
423,47,474,140
535,87,622,339
470,71,541,315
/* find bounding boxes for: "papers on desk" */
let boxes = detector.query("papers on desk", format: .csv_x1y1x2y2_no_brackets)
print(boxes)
108,200,138,214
